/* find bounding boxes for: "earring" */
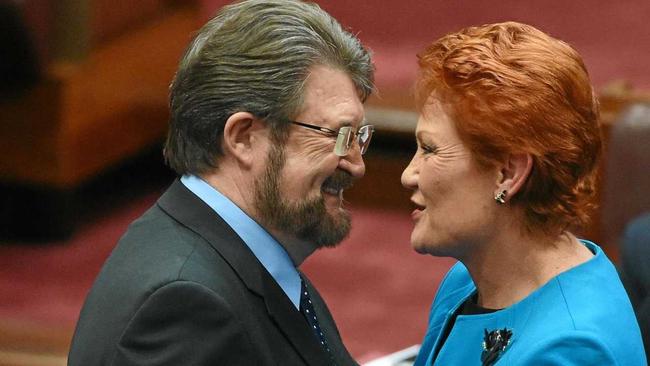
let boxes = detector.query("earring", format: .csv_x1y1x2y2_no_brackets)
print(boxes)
495,190,507,205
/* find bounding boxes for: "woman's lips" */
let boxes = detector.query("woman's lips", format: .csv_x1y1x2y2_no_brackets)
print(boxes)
410,201,425,219
411,208,423,219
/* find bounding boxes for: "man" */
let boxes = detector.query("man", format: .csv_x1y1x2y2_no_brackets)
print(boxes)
67,1,374,365
620,213,650,357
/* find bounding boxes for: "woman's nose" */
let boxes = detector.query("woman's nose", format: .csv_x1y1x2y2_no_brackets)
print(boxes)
401,157,418,189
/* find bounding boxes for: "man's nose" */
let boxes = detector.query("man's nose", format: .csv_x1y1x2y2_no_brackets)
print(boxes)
338,143,365,179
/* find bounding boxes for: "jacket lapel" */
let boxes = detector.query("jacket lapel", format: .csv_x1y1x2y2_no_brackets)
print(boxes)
261,272,332,366
302,275,358,365
157,180,331,366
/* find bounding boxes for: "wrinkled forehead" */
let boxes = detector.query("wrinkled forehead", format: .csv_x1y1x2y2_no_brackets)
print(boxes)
297,66,365,128
417,98,455,130
415,99,469,149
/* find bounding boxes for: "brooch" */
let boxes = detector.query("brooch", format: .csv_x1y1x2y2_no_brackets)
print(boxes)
481,328,512,366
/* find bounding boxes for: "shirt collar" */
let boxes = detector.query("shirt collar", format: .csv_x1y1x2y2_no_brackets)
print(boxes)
180,175,302,309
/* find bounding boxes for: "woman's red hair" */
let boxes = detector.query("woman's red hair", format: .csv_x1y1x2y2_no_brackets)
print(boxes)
416,21,602,234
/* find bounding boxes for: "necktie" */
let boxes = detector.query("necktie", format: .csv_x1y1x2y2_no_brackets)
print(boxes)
300,278,332,355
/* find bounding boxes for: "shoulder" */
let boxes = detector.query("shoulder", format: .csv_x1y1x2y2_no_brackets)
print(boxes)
109,201,236,282
99,205,211,285
552,242,638,330
552,241,631,319
524,241,646,364
121,203,198,249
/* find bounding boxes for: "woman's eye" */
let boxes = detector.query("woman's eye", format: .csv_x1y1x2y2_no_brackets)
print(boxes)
420,143,438,154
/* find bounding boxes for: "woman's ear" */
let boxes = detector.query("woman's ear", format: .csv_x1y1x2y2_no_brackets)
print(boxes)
495,153,533,203
222,112,266,168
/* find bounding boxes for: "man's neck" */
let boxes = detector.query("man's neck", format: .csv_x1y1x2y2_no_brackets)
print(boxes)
266,230,318,266
201,167,254,214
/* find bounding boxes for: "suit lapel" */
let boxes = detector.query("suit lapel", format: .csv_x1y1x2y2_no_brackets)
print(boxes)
302,275,357,365
157,180,331,366
261,273,332,366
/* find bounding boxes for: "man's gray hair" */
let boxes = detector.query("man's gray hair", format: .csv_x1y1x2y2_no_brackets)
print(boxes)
164,0,375,175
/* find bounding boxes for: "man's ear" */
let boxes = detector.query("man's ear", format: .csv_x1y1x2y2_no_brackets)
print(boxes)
495,153,533,202
222,112,266,168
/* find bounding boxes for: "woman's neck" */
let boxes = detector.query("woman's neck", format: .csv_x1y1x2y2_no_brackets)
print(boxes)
463,229,593,310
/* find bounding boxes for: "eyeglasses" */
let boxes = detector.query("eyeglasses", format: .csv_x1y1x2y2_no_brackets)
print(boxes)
289,120,374,157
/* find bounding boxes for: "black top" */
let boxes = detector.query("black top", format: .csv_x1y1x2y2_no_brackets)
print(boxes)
431,293,500,363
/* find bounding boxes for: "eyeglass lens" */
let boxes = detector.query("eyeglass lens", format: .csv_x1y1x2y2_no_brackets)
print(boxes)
333,125,373,156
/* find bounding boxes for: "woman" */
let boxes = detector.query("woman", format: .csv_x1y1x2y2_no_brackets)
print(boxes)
401,22,646,365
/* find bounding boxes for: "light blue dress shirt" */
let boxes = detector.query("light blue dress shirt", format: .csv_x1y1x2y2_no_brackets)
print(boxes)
180,175,301,309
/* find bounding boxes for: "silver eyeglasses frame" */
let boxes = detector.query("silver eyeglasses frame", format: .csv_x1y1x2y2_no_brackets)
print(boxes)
289,120,374,156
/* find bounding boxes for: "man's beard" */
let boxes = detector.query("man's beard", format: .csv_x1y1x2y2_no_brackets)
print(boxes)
254,144,353,248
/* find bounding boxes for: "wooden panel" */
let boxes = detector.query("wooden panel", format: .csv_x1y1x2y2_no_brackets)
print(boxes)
0,4,199,188
91,0,163,44
0,80,64,185
0,319,71,366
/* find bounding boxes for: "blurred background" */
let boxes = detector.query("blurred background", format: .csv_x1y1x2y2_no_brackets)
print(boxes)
1,0,649,364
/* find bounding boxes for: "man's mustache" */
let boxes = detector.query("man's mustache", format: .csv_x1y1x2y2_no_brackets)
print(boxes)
322,170,354,191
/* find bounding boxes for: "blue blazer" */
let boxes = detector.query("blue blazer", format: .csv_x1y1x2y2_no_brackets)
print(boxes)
415,241,647,365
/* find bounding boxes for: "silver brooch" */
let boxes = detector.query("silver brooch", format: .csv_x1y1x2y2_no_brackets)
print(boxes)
481,328,512,366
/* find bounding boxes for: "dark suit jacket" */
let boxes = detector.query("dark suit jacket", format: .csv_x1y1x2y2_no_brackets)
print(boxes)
68,180,358,365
